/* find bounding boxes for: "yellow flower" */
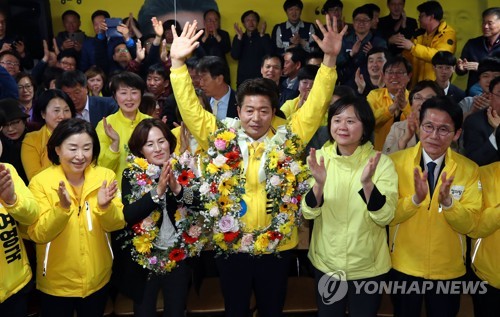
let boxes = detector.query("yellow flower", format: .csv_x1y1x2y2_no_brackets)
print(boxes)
133,234,154,254
254,234,270,252
269,157,278,169
218,131,236,142
207,163,219,174
213,233,225,243
134,157,149,170
151,211,161,222
285,171,296,183
280,202,298,213
217,241,229,250
232,241,241,250
218,195,233,211
284,140,297,154
174,210,183,222
165,260,176,272
219,177,237,196
280,223,292,235
170,158,178,166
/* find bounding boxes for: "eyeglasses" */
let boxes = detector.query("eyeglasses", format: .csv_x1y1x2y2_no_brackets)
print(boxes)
354,18,372,24
116,48,129,53
3,119,23,128
61,61,76,67
0,61,20,67
421,123,454,136
18,84,33,91
385,71,407,76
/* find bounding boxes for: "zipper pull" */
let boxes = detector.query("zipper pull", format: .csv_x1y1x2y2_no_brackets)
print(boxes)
78,205,81,216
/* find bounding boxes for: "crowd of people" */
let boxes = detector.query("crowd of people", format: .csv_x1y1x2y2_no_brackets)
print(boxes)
0,0,499,316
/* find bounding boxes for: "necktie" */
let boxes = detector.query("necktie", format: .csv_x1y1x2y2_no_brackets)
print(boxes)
212,99,219,118
427,162,437,196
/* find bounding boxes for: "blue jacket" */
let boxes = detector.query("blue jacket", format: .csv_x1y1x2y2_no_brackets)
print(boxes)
88,96,119,128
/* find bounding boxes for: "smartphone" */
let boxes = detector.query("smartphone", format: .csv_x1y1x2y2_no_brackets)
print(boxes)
68,32,85,44
105,18,123,39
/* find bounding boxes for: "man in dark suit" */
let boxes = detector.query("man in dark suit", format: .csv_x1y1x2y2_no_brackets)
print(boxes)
79,10,110,72
432,51,466,104
196,56,238,120
462,76,500,166
56,70,118,128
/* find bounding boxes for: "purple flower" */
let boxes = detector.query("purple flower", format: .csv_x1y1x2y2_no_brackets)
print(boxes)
149,256,158,265
219,214,239,233
214,139,227,150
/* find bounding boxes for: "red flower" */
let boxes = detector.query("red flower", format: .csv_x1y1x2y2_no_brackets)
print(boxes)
182,232,199,244
169,248,186,262
210,182,218,194
177,170,195,186
224,231,240,243
132,223,144,234
296,195,302,202
224,151,241,168
268,231,283,241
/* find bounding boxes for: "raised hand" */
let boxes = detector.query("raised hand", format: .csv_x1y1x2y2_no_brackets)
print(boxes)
151,17,164,38
0,164,17,205
56,181,71,209
117,23,131,42
360,152,381,185
438,172,454,207
355,68,366,94
233,23,244,40
259,21,267,36
312,15,348,67
98,180,118,209
103,117,120,152
135,39,145,62
486,107,500,129
170,21,204,68
413,167,428,205
308,148,326,186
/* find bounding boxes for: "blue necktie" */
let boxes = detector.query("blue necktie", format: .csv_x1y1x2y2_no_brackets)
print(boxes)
427,162,437,196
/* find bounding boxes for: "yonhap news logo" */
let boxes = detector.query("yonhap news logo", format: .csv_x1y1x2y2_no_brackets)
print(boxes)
317,270,348,305
317,270,489,305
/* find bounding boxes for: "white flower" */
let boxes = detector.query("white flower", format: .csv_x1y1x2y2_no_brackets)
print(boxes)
213,154,228,167
209,206,220,217
282,195,291,203
219,215,239,232
270,175,282,186
146,165,161,178
277,150,286,162
239,233,254,252
290,161,302,175
207,147,216,156
200,182,211,195
179,151,192,166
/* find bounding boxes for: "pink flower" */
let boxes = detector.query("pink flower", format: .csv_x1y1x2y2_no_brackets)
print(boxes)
240,234,254,247
149,256,158,265
214,139,227,150
188,225,202,238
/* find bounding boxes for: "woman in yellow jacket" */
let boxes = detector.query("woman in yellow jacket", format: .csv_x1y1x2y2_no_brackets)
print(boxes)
96,72,150,187
302,96,398,316
27,118,125,316
21,89,76,181
469,128,500,317
0,112,40,317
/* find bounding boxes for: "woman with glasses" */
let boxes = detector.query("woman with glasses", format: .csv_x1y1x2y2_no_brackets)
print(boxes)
15,73,36,121
383,80,444,154
21,90,76,181
0,99,32,184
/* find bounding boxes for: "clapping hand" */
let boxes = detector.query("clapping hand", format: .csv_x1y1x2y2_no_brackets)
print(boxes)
98,180,119,209
56,181,71,209
0,164,17,205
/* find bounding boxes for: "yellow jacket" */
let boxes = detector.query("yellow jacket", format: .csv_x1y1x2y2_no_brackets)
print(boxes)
281,96,328,126
389,143,482,280
302,142,397,280
470,162,500,288
95,110,150,187
0,164,39,303
170,63,337,251
403,21,456,87
367,88,411,151
21,125,52,181
27,165,125,297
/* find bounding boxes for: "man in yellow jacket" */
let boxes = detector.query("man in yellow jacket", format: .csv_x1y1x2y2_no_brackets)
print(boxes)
0,112,40,316
169,17,346,317
389,96,482,317
393,1,456,88
469,128,500,317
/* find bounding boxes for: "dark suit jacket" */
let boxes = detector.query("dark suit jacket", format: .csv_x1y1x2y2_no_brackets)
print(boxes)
447,84,466,105
88,96,119,128
226,89,238,119
462,109,500,166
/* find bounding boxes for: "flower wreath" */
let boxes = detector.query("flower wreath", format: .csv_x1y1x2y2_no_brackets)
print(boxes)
118,150,206,274
199,122,311,256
